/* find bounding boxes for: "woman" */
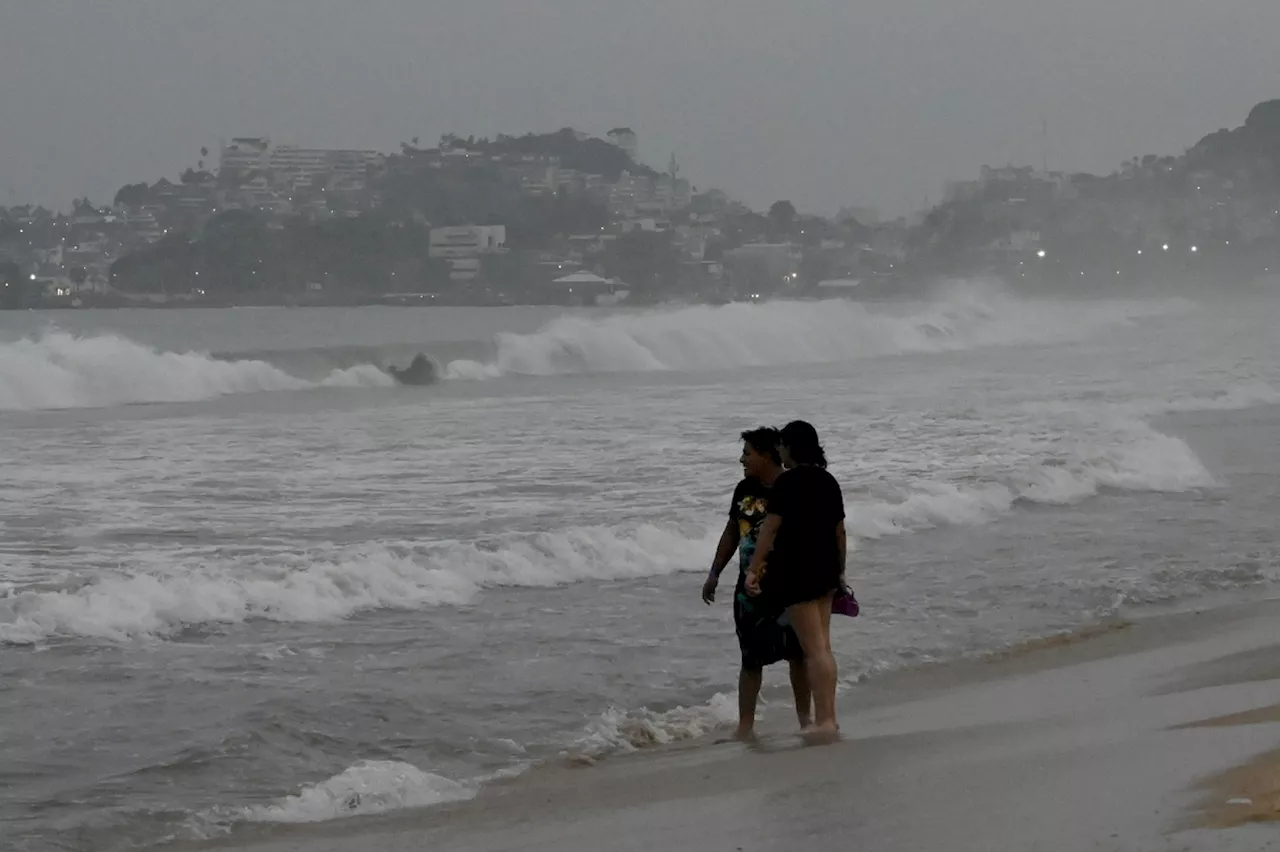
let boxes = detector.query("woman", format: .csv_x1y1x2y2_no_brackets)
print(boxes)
744,420,845,739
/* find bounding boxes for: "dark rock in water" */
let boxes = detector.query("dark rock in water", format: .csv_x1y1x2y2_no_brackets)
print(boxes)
387,353,437,386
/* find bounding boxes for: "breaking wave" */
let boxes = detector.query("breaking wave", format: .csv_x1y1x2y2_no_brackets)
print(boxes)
445,282,1192,379
847,420,1216,539
0,331,393,412
0,524,718,644
214,690,739,832
0,421,1215,645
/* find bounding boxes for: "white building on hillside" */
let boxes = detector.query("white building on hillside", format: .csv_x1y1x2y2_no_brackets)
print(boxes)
428,225,507,281
219,138,271,175
428,225,507,258
269,146,382,189
219,138,382,189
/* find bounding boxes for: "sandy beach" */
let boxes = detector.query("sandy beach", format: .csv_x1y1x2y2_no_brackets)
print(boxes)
175,597,1280,852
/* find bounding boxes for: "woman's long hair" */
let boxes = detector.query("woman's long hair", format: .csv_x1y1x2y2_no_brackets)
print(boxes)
780,420,827,468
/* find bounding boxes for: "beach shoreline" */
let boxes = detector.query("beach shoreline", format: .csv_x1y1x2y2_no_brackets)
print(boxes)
178,596,1280,852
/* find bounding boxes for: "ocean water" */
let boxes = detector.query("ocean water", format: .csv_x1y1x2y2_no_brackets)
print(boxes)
3,281,1280,851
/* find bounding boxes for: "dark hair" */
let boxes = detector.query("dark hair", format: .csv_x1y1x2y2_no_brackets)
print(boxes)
779,420,827,468
740,427,782,465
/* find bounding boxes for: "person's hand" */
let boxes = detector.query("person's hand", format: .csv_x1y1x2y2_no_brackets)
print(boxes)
745,568,762,597
701,573,719,605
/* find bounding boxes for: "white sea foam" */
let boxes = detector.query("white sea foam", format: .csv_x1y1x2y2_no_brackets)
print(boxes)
225,691,739,829
222,691,740,830
0,331,392,412
0,524,718,644
217,690,742,828
0,417,1217,646
239,760,475,824
444,282,1192,379
844,420,1215,539
569,691,739,759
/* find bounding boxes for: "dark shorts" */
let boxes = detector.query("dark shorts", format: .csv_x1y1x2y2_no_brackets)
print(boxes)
733,582,804,670
764,556,841,610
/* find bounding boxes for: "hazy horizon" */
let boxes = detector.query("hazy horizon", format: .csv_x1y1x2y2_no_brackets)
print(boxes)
3,0,1279,217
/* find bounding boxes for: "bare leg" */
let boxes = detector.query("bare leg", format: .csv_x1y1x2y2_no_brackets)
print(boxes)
736,667,763,739
788,658,812,728
788,594,838,736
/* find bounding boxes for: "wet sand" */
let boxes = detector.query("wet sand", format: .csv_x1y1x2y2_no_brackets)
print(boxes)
190,598,1280,852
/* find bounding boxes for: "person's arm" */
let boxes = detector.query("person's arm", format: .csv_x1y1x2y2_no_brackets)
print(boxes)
710,518,739,578
744,514,780,596
702,517,740,604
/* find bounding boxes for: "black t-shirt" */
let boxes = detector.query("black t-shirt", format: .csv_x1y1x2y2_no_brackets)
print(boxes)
767,465,845,574
728,477,771,582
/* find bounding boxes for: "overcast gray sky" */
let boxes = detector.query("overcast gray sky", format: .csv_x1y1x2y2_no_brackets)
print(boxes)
2,0,1278,217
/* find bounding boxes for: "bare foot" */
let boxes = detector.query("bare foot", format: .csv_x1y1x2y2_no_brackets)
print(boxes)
797,716,813,729
732,725,758,742
799,723,840,745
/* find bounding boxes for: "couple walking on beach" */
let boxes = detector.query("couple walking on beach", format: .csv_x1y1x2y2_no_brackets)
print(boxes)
702,420,851,742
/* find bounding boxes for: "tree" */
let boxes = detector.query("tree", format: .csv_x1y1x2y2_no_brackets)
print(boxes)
768,200,797,237
1245,99,1280,135
114,183,150,208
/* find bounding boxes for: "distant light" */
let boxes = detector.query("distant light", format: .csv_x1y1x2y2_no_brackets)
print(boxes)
1162,244,1169,251
29,274,36,280
1036,249,1046,258
1191,245,1198,253
1137,250,1143,255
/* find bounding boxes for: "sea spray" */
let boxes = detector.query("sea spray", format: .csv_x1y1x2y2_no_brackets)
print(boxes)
0,331,392,412
444,282,1193,379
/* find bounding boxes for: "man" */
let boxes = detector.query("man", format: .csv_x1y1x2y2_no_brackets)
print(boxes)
702,427,811,739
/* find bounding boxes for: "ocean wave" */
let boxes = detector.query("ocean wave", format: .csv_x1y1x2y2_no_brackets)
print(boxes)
1128,382,1280,417
218,691,739,831
0,331,393,412
444,281,1192,379
210,688,738,832
0,524,718,644
845,420,1215,539
1022,382,1280,421
0,420,1215,645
